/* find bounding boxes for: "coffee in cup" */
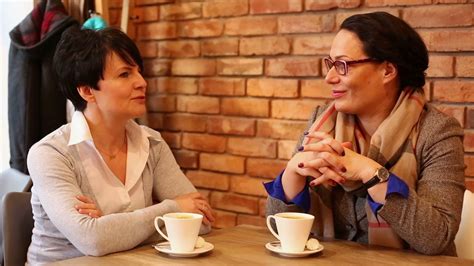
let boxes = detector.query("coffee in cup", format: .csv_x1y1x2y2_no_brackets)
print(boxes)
154,212,203,252
266,212,314,252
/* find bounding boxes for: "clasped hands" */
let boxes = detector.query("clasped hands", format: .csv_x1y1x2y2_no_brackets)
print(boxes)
289,131,381,187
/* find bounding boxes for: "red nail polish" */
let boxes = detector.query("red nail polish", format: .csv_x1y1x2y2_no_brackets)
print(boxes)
341,167,347,173
298,162,304,168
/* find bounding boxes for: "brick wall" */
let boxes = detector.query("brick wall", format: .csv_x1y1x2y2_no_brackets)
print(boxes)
108,0,474,228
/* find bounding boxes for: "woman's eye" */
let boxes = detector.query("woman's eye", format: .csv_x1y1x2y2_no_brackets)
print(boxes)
119,72,130,78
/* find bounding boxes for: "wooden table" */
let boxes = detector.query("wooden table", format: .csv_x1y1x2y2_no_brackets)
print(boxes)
51,225,473,265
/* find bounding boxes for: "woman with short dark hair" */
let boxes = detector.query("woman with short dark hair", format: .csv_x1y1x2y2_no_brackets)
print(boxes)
265,12,465,255
26,27,214,264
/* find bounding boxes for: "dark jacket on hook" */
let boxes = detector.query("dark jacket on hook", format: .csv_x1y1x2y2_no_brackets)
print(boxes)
8,0,78,173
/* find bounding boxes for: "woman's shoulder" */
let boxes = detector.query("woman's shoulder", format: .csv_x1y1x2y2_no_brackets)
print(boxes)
29,124,72,155
419,104,463,138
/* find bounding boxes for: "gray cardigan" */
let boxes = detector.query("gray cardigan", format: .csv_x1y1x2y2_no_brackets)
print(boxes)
27,123,209,264
266,103,465,256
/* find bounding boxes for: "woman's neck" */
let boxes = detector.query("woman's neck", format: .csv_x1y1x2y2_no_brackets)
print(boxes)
83,107,127,150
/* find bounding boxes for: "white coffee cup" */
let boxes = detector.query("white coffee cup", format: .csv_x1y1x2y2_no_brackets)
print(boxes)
154,212,203,252
266,212,314,252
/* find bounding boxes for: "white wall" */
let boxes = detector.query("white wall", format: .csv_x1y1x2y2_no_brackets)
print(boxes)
0,0,33,170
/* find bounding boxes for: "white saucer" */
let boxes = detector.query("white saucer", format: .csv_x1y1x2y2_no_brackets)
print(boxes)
153,241,214,257
265,241,324,257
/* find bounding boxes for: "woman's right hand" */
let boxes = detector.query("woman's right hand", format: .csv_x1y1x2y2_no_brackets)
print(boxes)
173,192,215,225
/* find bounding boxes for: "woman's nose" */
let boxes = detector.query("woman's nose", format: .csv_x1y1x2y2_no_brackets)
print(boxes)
135,72,147,91
325,66,340,84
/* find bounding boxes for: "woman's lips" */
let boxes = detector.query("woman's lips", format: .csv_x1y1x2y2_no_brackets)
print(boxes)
332,90,347,98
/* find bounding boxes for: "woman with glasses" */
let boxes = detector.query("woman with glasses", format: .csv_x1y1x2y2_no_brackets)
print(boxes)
265,12,465,255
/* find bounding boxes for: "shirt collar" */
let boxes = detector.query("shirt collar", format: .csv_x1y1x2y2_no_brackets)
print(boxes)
68,111,93,146
68,111,162,146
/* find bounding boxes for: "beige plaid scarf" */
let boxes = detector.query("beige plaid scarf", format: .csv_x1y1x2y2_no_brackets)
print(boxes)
304,89,425,248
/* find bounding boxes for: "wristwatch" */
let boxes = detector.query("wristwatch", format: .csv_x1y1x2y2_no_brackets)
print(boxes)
364,167,390,189
349,167,389,197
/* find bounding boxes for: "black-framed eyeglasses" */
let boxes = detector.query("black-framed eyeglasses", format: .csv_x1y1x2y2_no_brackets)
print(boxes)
323,57,381,76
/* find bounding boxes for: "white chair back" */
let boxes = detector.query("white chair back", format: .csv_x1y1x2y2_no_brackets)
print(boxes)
454,190,474,260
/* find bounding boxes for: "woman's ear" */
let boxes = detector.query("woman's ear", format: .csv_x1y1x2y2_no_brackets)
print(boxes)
383,61,398,85
77,86,96,103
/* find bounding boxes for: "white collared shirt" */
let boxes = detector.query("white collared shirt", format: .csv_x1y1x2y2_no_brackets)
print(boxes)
67,111,150,215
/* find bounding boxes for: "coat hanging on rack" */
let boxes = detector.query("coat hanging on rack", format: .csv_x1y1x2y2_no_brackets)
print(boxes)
8,0,78,173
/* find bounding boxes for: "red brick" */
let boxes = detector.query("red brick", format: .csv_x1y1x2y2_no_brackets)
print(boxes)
160,131,181,148
266,58,320,77
420,30,474,52
231,175,268,197
211,191,259,214
247,158,286,179
237,214,266,227
131,6,159,23
221,98,269,117
157,77,198,94
158,40,200,58
466,108,474,129
143,59,171,76
109,0,122,8
147,113,164,130
257,119,307,140
403,5,473,28
172,149,198,169
146,78,158,95
199,78,245,96
136,0,173,5
211,209,237,229
240,36,290,56
137,22,177,40
433,104,465,128
225,17,277,36
466,178,474,193
456,56,474,77
227,137,277,158
365,0,431,6
305,0,337,10
171,59,216,76
247,78,298,98
464,130,474,152
137,42,157,58
200,153,245,174
182,133,226,152
464,155,474,176
201,38,239,56
433,81,474,102
217,58,263,76
163,113,207,132
203,0,249,18
146,95,176,112
207,117,256,136
433,0,469,2
177,96,220,114
250,0,302,14
160,2,202,20
178,20,224,38
272,99,325,120
305,0,360,10
186,170,230,191
278,14,335,34
108,9,121,27
293,35,334,55
301,79,332,98
259,198,267,216
426,55,454,78
278,140,298,159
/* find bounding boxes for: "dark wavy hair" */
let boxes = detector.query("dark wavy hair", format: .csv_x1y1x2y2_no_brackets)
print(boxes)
341,12,428,92
53,27,144,111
